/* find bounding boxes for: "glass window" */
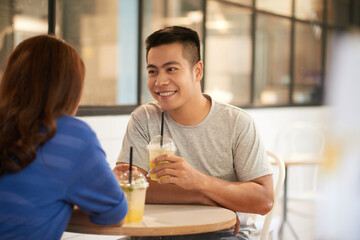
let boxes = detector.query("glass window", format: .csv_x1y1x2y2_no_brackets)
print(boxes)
295,0,323,22
205,1,252,106
3,0,353,115
326,28,343,69
354,1,360,26
0,0,48,78
256,0,292,16
141,0,203,104
57,0,138,106
224,0,253,6
293,22,322,104
328,0,351,26
254,14,291,106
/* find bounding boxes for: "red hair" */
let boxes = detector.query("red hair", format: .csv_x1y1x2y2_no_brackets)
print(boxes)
0,34,85,176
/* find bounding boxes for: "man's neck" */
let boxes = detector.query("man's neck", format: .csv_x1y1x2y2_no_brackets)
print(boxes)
169,94,211,126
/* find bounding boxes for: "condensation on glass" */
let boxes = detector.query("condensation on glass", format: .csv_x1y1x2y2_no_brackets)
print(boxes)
0,0,48,79
254,14,291,106
205,0,252,106
141,0,204,104
56,0,138,106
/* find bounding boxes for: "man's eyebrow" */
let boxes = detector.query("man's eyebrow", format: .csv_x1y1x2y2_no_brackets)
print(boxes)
147,61,181,69
147,64,157,69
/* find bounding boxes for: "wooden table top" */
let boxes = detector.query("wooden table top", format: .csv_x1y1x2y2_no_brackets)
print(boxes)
66,204,237,237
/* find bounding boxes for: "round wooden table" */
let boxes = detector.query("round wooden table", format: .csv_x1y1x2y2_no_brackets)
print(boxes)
66,204,236,237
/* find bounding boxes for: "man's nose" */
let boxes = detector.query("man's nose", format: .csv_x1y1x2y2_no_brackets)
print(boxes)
155,72,170,86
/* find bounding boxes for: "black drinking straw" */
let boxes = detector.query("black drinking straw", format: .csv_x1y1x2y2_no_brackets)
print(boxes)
160,112,164,146
129,146,133,184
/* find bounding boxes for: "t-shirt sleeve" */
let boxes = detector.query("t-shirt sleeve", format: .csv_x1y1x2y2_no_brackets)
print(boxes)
233,115,273,181
117,111,150,173
65,134,128,225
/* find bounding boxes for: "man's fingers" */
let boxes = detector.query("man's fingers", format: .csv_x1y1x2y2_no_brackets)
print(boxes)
233,214,240,237
152,154,178,163
114,164,137,171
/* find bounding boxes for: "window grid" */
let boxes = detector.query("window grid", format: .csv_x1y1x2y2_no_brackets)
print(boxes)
45,0,350,116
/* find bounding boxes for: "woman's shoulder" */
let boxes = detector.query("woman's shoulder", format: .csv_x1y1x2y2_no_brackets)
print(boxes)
56,115,97,139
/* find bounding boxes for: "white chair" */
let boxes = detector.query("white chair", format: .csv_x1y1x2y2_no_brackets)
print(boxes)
274,122,325,239
255,150,286,240
275,122,325,210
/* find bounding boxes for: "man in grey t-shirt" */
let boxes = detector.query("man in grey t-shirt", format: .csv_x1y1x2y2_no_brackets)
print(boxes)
115,26,273,239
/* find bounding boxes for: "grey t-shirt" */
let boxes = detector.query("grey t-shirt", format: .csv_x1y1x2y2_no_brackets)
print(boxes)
117,95,273,238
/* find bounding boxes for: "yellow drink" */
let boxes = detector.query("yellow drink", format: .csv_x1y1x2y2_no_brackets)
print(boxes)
121,185,147,223
118,171,148,223
147,135,177,182
149,149,175,181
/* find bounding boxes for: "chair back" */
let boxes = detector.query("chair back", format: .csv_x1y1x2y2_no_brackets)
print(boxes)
275,122,326,161
275,122,325,196
260,150,286,240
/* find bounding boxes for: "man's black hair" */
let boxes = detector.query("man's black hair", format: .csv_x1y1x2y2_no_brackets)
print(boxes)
145,26,201,66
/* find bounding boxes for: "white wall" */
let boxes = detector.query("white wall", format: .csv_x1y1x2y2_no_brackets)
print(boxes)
79,114,130,168
80,106,329,168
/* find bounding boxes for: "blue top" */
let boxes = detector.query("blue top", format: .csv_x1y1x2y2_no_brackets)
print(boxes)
0,116,128,240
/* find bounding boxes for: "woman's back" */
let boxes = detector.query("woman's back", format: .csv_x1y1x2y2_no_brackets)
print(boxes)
0,116,127,239
0,35,127,239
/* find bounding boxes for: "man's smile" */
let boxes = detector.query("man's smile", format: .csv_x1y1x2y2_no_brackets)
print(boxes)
157,91,177,96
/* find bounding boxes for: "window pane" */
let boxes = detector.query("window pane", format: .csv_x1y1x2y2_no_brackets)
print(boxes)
256,0,292,16
293,22,322,104
295,0,323,22
0,0,48,78
141,0,203,104
328,0,350,26
354,1,360,26
254,14,291,106
57,0,138,106
224,0,253,6
205,1,252,106
326,28,342,71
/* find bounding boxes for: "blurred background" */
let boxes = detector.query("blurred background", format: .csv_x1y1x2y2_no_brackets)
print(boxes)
1,1,359,239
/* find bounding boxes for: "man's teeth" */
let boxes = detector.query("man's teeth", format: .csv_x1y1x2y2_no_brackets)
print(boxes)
159,91,175,96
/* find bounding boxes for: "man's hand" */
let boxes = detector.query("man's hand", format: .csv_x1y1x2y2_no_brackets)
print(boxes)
220,213,240,237
150,154,206,191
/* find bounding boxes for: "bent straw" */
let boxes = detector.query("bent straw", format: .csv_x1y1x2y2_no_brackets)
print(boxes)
160,112,164,146
129,146,133,184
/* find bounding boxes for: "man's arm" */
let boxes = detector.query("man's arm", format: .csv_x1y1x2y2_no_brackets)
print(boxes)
150,155,274,215
114,163,218,206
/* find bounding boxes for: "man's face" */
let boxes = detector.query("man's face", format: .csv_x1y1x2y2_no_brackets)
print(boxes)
146,42,201,112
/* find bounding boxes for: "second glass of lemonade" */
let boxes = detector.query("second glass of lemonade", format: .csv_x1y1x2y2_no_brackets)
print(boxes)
147,135,176,181
118,171,149,223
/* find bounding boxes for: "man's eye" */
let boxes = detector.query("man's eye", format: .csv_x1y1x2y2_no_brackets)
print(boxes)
168,67,176,72
148,70,156,75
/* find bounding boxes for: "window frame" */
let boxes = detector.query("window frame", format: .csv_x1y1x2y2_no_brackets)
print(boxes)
44,0,353,116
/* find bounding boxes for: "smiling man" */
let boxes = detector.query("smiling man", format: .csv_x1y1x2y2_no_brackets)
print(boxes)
116,26,274,240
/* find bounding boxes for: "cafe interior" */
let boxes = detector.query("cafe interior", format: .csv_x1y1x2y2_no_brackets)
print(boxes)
1,0,359,239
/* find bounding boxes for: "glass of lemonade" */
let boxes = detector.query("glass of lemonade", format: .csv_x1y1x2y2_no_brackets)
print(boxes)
118,170,149,223
147,135,176,181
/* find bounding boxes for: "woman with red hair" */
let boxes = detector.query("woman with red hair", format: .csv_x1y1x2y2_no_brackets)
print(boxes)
0,35,127,239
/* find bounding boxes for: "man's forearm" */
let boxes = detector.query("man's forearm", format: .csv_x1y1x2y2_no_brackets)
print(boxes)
197,174,274,215
145,179,218,206
132,165,217,206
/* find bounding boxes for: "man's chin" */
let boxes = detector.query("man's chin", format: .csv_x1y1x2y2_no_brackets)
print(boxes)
157,102,175,112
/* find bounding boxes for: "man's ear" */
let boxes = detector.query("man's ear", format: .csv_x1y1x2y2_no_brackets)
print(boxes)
193,61,203,82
